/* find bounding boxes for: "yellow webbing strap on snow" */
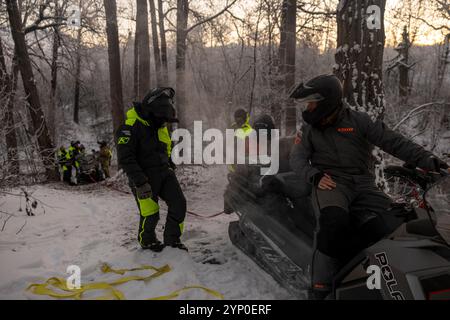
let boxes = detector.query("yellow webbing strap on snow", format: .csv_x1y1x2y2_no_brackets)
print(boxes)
27,277,125,300
148,285,224,300
26,263,223,300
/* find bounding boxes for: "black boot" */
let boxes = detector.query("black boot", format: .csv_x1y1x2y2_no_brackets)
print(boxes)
166,241,188,252
141,240,165,252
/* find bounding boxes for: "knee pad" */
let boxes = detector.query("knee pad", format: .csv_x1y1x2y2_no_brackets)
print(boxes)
316,206,350,259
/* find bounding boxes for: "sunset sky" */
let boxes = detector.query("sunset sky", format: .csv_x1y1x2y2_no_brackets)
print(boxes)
113,0,448,48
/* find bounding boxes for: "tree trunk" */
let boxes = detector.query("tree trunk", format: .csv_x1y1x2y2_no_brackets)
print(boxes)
176,0,188,128
335,0,386,120
435,34,450,98
335,0,387,189
398,26,410,98
136,0,151,99
158,0,169,85
6,0,56,178
104,0,125,133
49,27,60,140
0,38,19,175
149,0,162,86
73,26,82,124
133,27,139,100
279,0,297,136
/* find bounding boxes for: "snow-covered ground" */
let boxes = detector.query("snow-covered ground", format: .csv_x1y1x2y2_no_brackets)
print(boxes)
0,165,292,300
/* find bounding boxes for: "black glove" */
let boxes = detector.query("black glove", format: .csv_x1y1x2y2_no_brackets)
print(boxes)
311,171,325,187
421,156,449,172
261,175,283,193
136,183,153,199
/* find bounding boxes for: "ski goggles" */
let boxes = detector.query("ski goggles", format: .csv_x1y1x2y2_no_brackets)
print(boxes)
143,87,175,106
289,82,325,103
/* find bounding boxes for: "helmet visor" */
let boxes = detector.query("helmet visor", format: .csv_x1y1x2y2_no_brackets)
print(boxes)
295,92,325,103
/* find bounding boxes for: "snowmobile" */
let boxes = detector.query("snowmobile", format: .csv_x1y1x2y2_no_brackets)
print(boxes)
73,153,105,185
225,165,450,300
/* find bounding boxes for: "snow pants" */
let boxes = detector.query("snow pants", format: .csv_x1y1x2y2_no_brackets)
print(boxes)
311,174,392,289
132,168,186,246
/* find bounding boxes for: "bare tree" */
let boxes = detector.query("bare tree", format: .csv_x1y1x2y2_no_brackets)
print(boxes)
104,0,125,133
334,0,386,120
175,0,238,128
73,23,82,124
0,36,19,175
176,0,189,127
149,0,162,86
136,0,151,99
6,0,56,178
158,0,168,85
278,0,297,136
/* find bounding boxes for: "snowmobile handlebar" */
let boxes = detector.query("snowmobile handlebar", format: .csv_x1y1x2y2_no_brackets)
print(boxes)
395,164,448,190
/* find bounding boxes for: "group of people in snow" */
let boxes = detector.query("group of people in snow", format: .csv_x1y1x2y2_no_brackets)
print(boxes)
57,140,112,185
113,75,450,299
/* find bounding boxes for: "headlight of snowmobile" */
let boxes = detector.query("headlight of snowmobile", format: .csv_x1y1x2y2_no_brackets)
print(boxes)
425,176,450,245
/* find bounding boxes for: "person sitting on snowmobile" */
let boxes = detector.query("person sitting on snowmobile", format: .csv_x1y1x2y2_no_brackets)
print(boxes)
289,74,450,299
227,109,254,173
224,114,276,213
116,87,187,252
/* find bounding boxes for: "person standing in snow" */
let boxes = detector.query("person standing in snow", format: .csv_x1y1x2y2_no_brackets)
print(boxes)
116,88,187,252
98,141,113,178
289,74,450,299
57,146,69,182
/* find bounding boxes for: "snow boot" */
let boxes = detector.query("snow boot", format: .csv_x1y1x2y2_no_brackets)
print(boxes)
141,240,165,252
166,241,188,252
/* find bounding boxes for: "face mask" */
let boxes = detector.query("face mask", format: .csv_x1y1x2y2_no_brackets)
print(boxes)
149,114,168,128
302,109,323,126
302,101,342,128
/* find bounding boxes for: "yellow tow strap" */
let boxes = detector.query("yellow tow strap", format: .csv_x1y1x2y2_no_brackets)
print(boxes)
27,263,223,300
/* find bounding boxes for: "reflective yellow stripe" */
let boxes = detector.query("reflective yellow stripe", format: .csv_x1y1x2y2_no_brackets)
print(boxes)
139,217,147,246
138,197,159,217
158,126,172,157
179,222,184,234
27,263,223,300
125,108,150,127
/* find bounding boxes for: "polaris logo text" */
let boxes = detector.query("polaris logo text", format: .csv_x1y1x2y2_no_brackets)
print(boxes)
366,252,405,300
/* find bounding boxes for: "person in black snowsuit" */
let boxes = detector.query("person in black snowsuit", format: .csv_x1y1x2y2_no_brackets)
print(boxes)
289,74,449,299
116,87,187,252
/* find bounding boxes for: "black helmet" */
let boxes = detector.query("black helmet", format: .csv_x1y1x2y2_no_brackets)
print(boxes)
137,87,178,123
289,74,343,126
253,114,275,132
253,114,276,140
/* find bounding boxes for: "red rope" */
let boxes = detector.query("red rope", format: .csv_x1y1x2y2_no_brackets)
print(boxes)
187,210,224,219
104,184,224,219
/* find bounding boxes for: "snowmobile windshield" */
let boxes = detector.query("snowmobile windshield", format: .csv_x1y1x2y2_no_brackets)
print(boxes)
425,176,450,245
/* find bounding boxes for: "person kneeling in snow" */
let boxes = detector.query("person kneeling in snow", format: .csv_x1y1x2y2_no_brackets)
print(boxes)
116,88,187,252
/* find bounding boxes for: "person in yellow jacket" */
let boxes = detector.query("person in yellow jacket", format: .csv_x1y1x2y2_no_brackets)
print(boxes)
57,146,70,182
228,109,254,173
98,141,113,178
116,88,187,252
